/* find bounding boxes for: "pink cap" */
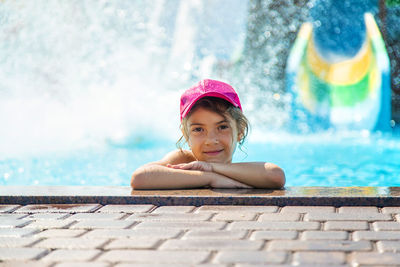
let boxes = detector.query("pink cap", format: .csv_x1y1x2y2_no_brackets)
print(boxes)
180,79,242,121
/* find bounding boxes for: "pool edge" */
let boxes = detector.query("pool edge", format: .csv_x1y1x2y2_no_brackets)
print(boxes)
1,186,399,206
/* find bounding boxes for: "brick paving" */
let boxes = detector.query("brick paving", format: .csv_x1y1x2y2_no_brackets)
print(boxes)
0,204,400,266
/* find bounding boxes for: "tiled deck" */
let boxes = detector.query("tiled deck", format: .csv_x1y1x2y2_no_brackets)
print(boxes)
1,187,400,266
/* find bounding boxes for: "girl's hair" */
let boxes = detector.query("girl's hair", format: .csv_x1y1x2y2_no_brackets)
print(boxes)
177,97,249,149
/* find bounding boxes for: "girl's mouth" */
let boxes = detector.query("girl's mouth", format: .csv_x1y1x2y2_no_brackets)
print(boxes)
204,149,223,156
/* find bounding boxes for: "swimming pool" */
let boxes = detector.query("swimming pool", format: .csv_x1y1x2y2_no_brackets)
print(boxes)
1,131,399,187
1,1,399,188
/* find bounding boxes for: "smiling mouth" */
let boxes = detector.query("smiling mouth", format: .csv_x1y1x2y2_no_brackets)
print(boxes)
203,149,224,156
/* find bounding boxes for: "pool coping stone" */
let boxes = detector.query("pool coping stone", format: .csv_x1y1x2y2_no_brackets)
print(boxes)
1,186,400,206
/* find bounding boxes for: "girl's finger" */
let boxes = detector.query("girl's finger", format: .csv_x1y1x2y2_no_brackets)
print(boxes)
167,164,181,169
179,163,194,170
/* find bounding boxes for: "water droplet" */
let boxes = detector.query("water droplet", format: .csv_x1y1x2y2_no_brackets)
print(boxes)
117,10,126,18
361,130,370,138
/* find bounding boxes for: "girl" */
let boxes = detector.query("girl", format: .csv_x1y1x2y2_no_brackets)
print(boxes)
131,79,285,189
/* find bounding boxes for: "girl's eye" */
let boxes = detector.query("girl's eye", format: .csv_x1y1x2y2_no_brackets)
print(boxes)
192,127,203,132
218,125,229,130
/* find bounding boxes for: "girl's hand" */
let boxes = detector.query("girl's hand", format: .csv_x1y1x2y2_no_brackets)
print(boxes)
167,161,213,172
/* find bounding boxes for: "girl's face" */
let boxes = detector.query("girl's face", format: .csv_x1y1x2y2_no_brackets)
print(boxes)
185,107,239,163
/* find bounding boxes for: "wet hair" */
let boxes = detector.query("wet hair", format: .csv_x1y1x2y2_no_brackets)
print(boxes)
177,97,249,149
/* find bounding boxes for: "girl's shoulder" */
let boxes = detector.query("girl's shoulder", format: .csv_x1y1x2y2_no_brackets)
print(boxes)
158,149,196,165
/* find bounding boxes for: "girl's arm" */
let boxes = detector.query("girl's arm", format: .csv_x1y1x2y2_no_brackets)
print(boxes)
131,164,251,189
131,149,251,189
212,162,285,188
169,161,285,189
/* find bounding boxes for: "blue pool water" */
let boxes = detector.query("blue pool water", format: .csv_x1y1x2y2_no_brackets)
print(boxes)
1,131,399,187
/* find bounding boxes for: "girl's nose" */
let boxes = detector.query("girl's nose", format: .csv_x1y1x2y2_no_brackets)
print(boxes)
205,131,219,144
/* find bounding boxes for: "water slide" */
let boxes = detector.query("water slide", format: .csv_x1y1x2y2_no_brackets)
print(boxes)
286,1,391,131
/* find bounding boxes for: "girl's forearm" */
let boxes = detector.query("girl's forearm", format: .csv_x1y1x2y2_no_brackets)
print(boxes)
209,162,285,189
131,165,210,189
131,165,249,190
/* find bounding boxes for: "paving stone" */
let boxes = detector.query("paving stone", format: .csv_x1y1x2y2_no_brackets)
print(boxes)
34,229,87,238
382,207,400,214
338,206,379,213
212,212,257,221
113,264,196,267
183,230,248,240
0,237,41,247
293,251,346,264
196,205,278,213
215,251,287,264
160,239,263,251
0,228,40,237
352,252,400,265
0,261,52,267
0,205,20,213
55,262,111,267
34,237,109,249
373,221,400,231
113,265,225,267
377,241,400,252
104,238,160,249
258,213,300,221
0,247,49,260
0,219,32,228
68,213,125,220
97,250,210,264
42,249,101,261
302,231,348,240
134,221,226,230
151,206,196,213
305,213,392,221
24,220,76,229
70,220,135,229
325,221,369,230
125,213,212,221
394,214,400,221
0,214,27,220
250,230,298,240
235,265,295,267
268,240,372,251
353,231,400,241
236,265,304,267
24,213,70,220
14,204,102,213
229,221,320,230
280,206,335,213
96,205,154,213
82,228,181,239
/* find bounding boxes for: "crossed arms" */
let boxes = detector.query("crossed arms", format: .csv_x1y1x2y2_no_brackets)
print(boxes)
131,150,285,190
